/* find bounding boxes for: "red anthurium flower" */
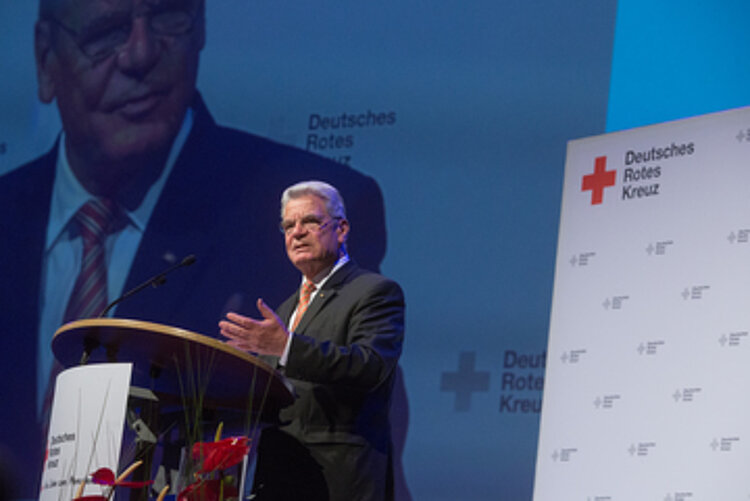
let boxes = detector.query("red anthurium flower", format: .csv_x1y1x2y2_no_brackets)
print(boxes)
192,437,250,473
91,467,153,488
91,468,116,485
178,479,239,501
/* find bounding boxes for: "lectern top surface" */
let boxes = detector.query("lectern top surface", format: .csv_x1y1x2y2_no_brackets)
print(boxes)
52,318,295,410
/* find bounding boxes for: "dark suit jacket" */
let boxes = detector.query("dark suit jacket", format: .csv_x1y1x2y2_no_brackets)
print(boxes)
0,93,386,498
253,261,404,501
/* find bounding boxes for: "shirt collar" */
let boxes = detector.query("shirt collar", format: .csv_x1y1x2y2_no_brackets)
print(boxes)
302,252,350,291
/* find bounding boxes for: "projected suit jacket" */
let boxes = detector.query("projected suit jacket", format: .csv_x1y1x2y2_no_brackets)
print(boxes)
0,93,386,498
254,260,404,501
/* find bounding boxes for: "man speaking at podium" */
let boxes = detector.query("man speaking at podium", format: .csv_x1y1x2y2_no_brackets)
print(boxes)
220,181,405,501
0,1,386,497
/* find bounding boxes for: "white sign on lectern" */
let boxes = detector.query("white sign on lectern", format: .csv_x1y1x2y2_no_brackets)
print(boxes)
39,363,132,501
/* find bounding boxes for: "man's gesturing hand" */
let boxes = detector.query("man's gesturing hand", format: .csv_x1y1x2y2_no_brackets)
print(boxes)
219,298,289,356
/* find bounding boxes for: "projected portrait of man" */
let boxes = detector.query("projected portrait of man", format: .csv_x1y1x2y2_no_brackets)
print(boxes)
0,0,386,497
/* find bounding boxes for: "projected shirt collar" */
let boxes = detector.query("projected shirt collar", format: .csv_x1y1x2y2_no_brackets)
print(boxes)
45,108,194,251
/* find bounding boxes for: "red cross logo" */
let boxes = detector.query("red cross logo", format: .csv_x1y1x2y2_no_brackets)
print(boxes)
582,156,616,205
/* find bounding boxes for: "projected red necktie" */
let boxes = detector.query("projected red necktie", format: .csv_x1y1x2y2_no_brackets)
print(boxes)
42,198,117,435
63,198,117,322
291,281,316,331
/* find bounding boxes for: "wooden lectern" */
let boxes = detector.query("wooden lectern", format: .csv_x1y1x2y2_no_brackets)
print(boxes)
51,318,295,499
53,318,294,411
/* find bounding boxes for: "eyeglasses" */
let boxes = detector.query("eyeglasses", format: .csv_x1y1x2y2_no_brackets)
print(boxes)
44,2,201,63
279,216,340,236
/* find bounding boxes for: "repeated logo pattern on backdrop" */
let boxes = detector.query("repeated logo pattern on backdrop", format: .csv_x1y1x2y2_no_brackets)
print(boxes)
535,106,750,500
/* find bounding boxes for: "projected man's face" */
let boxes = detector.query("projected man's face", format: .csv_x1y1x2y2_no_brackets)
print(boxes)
35,0,205,191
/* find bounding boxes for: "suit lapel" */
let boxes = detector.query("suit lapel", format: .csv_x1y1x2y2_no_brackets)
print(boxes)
116,94,221,322
277,292,299,327
293,261,358,333
0,147,56,369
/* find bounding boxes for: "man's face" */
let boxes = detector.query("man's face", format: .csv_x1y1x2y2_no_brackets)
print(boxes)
282,195,349,280
36,0,204,172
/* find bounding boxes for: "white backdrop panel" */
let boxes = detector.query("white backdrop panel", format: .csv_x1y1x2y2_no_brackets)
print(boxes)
535,106,750,501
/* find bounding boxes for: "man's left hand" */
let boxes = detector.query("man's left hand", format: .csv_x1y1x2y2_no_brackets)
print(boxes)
219,298,289,356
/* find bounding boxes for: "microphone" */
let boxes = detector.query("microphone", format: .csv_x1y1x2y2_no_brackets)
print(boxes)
97,254,196,318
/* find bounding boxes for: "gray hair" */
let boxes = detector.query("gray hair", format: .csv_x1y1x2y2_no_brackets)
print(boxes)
280,180,347,220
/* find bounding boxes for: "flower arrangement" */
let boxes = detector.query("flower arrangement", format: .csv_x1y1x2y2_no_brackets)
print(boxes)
72,460,164,500
71,425,251,501
178,424,251,501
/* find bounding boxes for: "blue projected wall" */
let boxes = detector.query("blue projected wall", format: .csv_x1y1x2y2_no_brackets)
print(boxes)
2,1,748,500
607,0,750,131
200,3,617,499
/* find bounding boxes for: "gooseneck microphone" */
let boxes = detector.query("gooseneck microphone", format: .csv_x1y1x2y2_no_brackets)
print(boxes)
97,254,197,318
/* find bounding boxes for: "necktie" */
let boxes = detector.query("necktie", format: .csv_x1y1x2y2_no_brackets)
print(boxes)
291,281,316,331
63,198,117,322
42,198,117,434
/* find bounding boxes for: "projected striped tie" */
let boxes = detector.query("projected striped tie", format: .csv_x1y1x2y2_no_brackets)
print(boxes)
64,198,117,322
